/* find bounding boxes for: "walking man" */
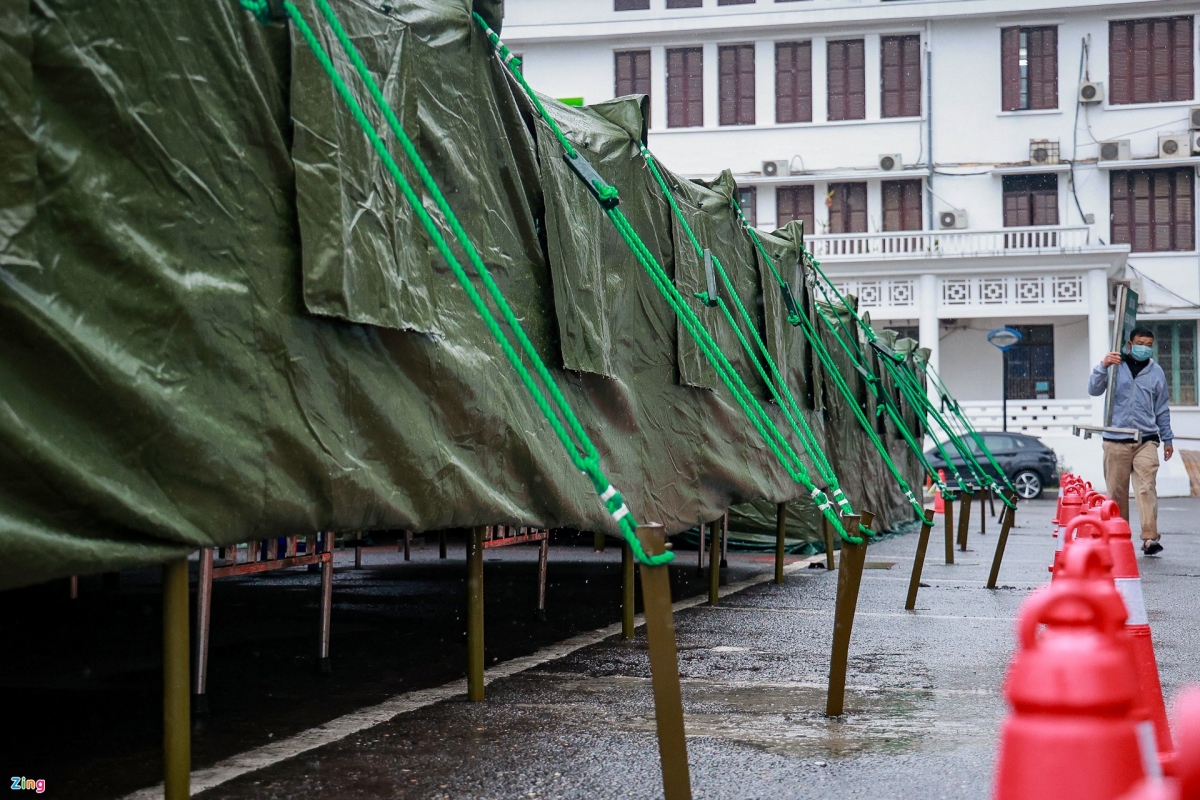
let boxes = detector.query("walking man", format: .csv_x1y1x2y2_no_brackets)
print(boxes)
1087,325,1174,555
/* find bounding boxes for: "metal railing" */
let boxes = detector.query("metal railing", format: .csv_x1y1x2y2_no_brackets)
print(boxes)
956,398,1094,435
809,226,1093,260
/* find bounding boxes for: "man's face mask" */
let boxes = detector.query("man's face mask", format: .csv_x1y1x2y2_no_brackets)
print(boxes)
1131,344,1153,361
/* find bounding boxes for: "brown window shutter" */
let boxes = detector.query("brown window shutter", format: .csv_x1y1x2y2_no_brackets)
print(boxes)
719,44,755,125
668,47,704,127
776,185,814,231
828,41,846,120
1152,19,1172,103
881,35,921,118
847,40,866,119
775,41,812,123
1132,171,1151,252
1028,27,1057,110
1032,189,1059,226
830,182,867,233
827,40,865,121
665,0,702,7
1177,168,1195,250
1132,21,1151,103
882,180,922,231
902,35,922,117
1111,172,1131,245
1001,27,1021,111
1110,22,1131,105
1173,18,1194,102
615,0,650,10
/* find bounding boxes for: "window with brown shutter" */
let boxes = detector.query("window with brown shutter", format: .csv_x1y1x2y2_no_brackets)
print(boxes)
881,35,922,118
1003,174,1059,227
882,180,922,231
827,40,866,121
666,0,702,8
775,41,812,123
615,50,651,124
776,185,815,231
719,44,756,125
667,47,704,128
1000,26,1058,111
828,182,867,233
615,0,650,10
1109,17,1194,105
1111,168,1195,252
738,187,757,227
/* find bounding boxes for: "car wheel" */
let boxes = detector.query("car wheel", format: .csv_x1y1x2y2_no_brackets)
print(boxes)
1012,470,1042,500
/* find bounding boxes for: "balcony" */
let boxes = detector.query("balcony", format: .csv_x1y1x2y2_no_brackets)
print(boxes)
956,399,1096,436
808,226,1097,261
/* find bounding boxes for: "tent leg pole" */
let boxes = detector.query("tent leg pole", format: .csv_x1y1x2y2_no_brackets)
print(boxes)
536,536,549,621
905,510,934,611
622,540,635,639
957,490,973,552
69,576,78,599
708,519,720,605
163,557,190,800
774,502,787,584
403,530,411,562
593,531,606,552
635,524,692,800
439,530,447,559
979,488,987,535
194,548,213,714
823,515,836,570
354,533,362,569
987,494,1018,589
944,496,955,565
696,523,705,576
826,514,865,717
318,532,333,673
720,511,729,570
467,526,485,702
988,487,997,519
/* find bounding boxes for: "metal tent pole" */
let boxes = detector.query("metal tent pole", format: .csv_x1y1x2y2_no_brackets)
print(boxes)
162,558,191,800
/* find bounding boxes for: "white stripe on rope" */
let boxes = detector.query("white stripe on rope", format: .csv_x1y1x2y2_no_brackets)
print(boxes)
611,504,630,522
600,485,617,502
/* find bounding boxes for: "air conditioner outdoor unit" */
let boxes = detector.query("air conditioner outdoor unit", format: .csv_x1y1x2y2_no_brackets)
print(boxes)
1109,278,1144,308
1079,81,1104,104
1192,131,1200,155
1190,106,1200,131
762,159,790,178
878,153,903,172
939,209,967,229
1159,133,1190,159
1099,139,1131,162
1030,139,1060,165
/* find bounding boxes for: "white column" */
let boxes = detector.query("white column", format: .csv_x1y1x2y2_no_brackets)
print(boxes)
812,37,828,123
918,273,940,408
755,40,775,127
703,42,719,129
1087,268,1111,424
650,46,667,134
864,34,881,121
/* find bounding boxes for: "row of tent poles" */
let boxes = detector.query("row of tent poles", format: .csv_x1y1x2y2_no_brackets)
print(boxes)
242,0,1015,571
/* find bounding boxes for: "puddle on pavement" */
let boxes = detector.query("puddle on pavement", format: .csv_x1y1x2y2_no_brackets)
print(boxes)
514,674,1000,762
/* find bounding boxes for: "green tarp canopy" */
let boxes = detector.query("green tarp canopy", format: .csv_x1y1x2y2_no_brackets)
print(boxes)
0,0,923,590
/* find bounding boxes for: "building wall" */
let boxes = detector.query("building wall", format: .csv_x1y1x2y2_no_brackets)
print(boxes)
936,316,1089,401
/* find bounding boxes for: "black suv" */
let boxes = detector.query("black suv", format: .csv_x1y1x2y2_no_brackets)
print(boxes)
925,432,1059,499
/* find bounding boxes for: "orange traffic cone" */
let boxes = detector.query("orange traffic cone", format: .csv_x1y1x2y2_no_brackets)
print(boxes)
1117,685,1200,800
934,469,946,515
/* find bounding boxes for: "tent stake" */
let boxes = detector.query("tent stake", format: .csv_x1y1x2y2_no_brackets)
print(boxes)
774,502,787,584
957,489,973,552
467,526,485,701
944,494,955,564
823,515,836,570
707,518,721,605
635,524,692,800
905,510,935,610
987,493,1018,589
163,557,190,800
621,540,635,639
826,513,866,717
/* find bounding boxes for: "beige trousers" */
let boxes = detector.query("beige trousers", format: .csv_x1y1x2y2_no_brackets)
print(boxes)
1102,440,1160,541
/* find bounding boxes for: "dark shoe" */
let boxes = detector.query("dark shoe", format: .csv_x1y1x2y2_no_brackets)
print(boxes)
1142,540,1163,556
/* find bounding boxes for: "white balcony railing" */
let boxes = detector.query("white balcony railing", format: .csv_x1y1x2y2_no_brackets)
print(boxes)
808,226,1093,260
956,399,1095,436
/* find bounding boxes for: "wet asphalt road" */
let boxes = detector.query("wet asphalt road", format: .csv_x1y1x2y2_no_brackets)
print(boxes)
8,499,1198,799
172,497,1200,800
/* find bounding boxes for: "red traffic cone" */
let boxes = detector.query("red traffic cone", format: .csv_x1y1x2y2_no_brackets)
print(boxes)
1116,685,1200,800
934,469,946,515
1095,500,1175,768
993,583,1147,800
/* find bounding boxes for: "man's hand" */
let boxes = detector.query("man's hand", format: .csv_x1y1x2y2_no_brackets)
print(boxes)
1165,444,1174,461
1101,351,1122,367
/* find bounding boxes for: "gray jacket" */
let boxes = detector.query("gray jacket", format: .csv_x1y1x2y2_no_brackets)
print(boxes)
1087,359,1174,443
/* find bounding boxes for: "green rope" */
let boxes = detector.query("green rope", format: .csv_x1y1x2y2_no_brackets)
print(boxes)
248,0,671,565
730,207,928,517
641,150,852,516
473,15,859,543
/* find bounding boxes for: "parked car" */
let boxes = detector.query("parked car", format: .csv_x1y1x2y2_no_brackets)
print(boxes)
925,431,1059,500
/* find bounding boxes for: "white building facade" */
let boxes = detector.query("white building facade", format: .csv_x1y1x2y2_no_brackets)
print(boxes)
504,0,1200,491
